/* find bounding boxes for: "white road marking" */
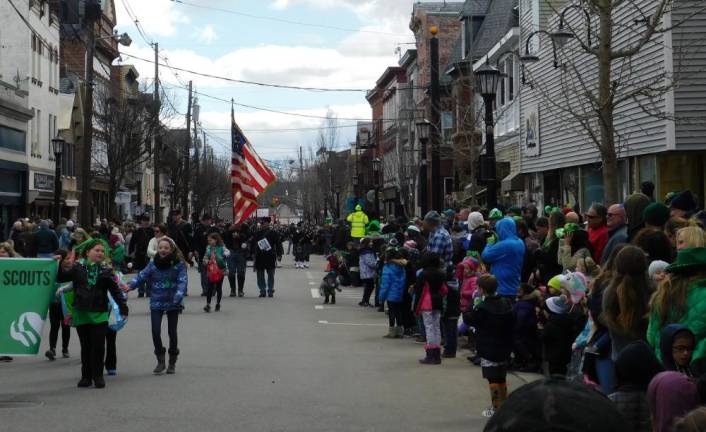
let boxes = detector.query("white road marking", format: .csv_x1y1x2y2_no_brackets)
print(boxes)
310,288,321,298
314,305,339,310
308,281,317,286
317,320,387,327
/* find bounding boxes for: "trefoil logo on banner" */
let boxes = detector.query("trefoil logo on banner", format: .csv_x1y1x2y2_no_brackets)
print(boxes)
10,312,43,348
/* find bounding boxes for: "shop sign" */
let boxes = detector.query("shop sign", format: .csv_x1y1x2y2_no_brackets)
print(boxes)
33,173,54,191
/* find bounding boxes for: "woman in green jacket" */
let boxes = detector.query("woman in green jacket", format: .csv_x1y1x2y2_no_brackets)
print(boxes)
202,233,229,312
647,247,706,364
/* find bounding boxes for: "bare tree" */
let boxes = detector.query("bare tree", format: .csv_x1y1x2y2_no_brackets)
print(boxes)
93,85,174,219
526,0,706,203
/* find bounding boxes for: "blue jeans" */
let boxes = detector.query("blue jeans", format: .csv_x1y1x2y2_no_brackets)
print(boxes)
256,268,275,295
442,317,458,356
150,309,179,354
198,262,208,295
596,357,616,394
37,252,54,259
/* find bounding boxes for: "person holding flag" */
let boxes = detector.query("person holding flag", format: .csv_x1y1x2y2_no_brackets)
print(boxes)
229,99,276,226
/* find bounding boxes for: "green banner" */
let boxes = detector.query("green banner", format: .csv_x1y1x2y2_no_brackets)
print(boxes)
0,258,58,356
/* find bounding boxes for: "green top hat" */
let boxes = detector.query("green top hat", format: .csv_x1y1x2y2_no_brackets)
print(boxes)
666,247,706,273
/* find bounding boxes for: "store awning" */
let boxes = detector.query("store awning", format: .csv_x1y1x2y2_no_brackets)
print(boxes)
502,172,524,193
65,199,79,207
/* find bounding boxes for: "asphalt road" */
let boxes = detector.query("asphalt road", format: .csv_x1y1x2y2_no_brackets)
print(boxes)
1,254,534,432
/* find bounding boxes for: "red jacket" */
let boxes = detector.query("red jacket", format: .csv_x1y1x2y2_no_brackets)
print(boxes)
588,225,609,263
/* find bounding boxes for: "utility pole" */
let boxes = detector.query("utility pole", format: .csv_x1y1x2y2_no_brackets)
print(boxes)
182,80,192,214
80,2,97,225
430,26,442,212
151,42,161,223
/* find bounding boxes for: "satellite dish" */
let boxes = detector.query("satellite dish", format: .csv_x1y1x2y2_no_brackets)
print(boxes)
366,190,376,203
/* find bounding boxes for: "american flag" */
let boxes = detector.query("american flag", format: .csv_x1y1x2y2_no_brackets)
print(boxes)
231,103,276,224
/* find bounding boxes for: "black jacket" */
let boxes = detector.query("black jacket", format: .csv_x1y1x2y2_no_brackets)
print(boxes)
464,295,515,362
225,224,251,255
542,309,587,375
413,267,447,312
252,227,283,270
444,282,461,319
169,221,194,256
193,223,220,257
60,263,128,315
34,228,58,254
129,226,154,269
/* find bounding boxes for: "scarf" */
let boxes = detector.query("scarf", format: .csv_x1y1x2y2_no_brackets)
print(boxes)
154,253,175,271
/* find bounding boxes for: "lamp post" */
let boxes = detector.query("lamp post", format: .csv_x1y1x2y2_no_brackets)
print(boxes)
372,157,381,217
429,26,442,213
334,186,341,219
474,61,503,210
51,136,65,224
416,120,431,216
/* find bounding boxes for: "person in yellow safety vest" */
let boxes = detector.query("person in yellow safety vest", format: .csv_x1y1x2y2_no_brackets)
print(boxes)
347,205,369,239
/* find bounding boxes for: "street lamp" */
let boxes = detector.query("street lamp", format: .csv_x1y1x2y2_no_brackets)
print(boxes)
334,185,341,219
474,61,503,210
97,32,132,47
372,157,382,217
415,120,431,215
51,136,65,224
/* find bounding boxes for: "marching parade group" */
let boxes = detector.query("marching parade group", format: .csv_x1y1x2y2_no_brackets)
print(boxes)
4,185,706,430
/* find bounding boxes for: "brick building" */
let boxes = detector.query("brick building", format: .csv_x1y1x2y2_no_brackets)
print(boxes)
52,0,120,221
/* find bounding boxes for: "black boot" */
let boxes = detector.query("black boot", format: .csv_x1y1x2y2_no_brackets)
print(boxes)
153,348,166,375
167,349,179,375
93,376,106,388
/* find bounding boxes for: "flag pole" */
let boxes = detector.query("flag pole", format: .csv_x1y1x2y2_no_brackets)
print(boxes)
231,98,236,224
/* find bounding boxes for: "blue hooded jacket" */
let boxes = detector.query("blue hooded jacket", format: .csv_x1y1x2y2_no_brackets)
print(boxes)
481,218,525,297
378,260,407,303
128,260,188,311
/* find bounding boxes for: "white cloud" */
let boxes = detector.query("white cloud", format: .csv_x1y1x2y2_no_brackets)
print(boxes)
115,0,190,38
196,25,218,44
120,43,397,91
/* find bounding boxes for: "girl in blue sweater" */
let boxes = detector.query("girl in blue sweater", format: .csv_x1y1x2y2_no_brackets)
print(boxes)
127,237,188,374
379,248,407,339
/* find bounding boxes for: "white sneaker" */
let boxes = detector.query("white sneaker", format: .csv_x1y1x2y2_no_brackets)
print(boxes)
481,408,495,418
304,263,309,268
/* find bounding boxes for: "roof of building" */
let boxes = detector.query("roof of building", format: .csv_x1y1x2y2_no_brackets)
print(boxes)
414,2,467,15
471,0,519,58
462,0,491,16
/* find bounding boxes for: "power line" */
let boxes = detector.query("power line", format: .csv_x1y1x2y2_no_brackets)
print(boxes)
120,52,372,92
170,0,409,37
164,83,428,123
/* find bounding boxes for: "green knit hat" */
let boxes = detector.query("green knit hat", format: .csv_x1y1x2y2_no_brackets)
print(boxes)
564,223,581,234
366,220,381,233
666,247,706,273
488,208,503,220
643,202,670,227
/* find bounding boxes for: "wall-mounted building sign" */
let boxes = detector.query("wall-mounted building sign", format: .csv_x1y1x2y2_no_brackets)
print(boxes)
524,104,540,157
34,173,54,191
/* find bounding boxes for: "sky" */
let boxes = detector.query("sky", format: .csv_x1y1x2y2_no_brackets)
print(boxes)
112,0,457,167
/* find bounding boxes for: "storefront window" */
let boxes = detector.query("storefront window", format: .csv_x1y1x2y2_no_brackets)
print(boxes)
659,153,705,204
0,126,26,152
581,164,604,211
